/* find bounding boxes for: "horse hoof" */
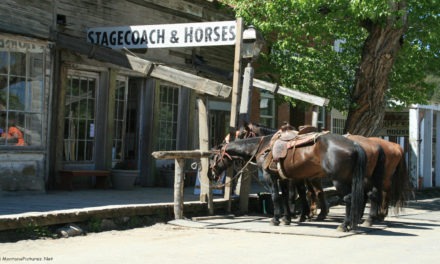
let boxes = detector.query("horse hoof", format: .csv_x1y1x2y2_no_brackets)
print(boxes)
280,217,291,225
336,224,350,232
270,219,280,226
361,219,373,227
316,214,327,221
299,216,307,222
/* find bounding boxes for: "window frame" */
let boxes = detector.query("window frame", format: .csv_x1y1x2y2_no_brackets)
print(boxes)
0,40,47,148
63,70,99,162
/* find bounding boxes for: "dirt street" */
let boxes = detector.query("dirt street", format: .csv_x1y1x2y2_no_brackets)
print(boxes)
1,199,440,264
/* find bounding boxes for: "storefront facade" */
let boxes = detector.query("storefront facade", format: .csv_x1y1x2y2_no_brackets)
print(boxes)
0,0,237,194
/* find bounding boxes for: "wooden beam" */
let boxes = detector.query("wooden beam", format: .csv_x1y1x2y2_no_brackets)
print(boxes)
54,32,231,98
253,78,329,107
151,150,215,159
174,159,185,219
229,18,243,138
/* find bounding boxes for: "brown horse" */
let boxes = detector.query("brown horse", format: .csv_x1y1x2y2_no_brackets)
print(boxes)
237,122,328,220
210,133,366,232
345,134,385,226
368,137,413,219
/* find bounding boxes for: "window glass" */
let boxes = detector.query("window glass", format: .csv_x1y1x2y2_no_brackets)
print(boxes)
260,91,275,128
63,72,98,161
156,82,178,151
0,41,46,147
112,78,128,161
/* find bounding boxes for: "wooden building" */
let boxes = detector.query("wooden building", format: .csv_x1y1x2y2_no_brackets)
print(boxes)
0,0,317,194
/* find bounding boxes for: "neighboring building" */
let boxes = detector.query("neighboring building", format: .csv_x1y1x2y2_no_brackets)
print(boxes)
0,0,320,194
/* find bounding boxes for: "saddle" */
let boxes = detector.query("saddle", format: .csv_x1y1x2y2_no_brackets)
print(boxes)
263,126,327,176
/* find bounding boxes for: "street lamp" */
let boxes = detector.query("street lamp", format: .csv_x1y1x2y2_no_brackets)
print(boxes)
241,26,264,61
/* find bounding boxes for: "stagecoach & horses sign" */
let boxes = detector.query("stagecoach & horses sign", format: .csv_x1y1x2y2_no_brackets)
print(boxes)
87,20,236,49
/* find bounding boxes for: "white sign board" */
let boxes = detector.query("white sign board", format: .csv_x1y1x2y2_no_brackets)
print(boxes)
87,21,236,49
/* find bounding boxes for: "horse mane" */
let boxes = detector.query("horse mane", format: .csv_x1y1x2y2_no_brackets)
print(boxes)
247,123,278,136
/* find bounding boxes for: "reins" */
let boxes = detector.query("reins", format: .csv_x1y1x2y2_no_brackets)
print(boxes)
209,136,266,188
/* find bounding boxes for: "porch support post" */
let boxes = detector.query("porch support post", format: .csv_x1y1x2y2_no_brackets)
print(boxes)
174,158,185,219
196,97,214,214
311,105,319,127
409,107,420,188
422,109,433,188
436,112,440,187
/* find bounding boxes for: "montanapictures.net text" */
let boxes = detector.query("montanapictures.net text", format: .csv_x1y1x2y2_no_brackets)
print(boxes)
2,256,54,261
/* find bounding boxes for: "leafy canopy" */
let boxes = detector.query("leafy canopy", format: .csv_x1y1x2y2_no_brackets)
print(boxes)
221,0,439,111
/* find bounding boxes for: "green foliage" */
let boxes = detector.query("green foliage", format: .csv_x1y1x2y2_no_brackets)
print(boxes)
15,222,54,239
87,217,102,232
221,0,439,110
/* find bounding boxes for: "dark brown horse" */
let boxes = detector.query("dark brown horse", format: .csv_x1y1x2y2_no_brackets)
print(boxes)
210,133,366,232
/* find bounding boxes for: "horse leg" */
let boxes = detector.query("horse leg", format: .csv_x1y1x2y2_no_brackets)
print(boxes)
265,172,282,226
288,180,298,218
362,187,381,227
279,179,292,225
309,179,328,221
295,180,310,222
337,192,353,232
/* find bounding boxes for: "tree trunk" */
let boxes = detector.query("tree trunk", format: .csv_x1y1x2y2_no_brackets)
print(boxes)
344,3,408,136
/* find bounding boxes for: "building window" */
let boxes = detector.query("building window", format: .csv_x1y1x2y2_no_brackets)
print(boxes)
330,109,347,135
156,82,178,151
260,91,275,128
63,71,98,161
112,77,128,161
0,45,45,146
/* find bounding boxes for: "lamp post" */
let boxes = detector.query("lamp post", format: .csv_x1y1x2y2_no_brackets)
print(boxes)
238,26,264,128
236,26,264,214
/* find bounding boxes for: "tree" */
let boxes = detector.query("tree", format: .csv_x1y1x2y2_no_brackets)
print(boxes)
221,0,439,136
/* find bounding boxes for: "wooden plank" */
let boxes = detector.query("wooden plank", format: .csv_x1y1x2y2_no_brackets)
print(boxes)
54,32,231,98
174,159,185,219
253,78,329,106
229,18,243,138
151,150,215,159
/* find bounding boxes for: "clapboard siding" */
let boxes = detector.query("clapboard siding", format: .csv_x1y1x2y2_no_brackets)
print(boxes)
0,0,53,38
0,0,234,77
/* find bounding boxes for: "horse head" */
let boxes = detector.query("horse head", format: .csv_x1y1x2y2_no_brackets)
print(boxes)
209,145,233,181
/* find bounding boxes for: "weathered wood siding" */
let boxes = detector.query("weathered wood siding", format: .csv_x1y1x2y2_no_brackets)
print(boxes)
0,0,234,78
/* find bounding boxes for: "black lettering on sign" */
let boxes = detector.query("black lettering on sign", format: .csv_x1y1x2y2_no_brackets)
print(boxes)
213,27,221,41
118,31,124,45
221,26,228,41
205,27,213,42
229,25,236,40
140,30,148,45
185,27,193,43
195,28,203,42
157,29,165,44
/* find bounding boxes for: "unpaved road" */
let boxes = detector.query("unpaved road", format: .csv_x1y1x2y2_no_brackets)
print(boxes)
1,199,440,264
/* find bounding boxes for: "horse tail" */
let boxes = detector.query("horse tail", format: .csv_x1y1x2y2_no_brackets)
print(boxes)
387,155,413,215
350,143,366,230
371,146,385,214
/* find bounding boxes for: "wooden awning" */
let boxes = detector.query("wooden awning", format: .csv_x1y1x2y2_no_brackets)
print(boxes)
53,32,231,98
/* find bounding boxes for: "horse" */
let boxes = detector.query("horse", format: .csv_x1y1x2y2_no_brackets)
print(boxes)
345,134,385,226
305,135,412,225
236,122,329,221
210,132,366,232
216,133,311,224
368,137,413,219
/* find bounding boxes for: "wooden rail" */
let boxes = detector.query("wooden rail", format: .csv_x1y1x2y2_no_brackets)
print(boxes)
152,150,216,219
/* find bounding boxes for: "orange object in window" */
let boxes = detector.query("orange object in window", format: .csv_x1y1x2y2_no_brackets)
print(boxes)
8,126,25,146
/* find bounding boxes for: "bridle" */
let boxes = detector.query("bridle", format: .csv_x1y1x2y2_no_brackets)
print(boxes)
210,136,266,183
